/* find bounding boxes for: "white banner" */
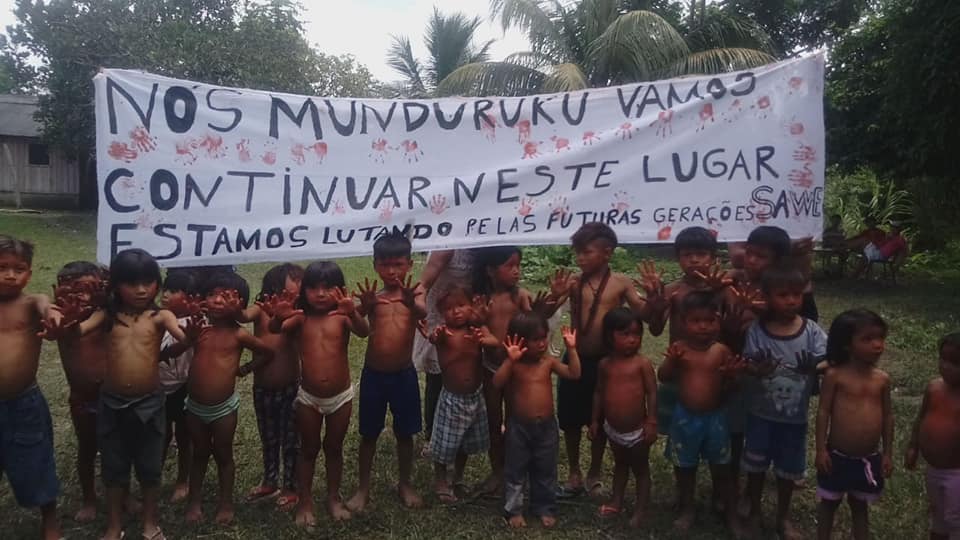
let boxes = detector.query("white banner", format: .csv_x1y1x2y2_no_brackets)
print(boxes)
94,54,825,266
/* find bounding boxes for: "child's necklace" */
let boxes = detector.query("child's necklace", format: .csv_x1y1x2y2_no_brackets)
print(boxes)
573,267,611,335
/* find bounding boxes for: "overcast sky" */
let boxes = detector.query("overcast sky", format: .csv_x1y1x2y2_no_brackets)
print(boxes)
0,0,531,83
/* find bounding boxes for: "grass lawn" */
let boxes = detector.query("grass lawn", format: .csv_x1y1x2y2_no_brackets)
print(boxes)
1,211,952,539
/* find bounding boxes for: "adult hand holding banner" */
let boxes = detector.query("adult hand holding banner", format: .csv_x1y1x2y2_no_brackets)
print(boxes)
94,54,824,266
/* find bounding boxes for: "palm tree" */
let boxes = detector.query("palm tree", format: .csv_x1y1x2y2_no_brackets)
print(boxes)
437,0,776,96
386,7,495,97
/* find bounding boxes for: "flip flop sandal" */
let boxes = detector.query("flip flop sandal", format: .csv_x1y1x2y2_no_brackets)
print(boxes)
276,494,299,511
597,504,621,518
143,529,166,540
246,486,280,503
435,488,459,504
587,480,607,497
555,484,585,499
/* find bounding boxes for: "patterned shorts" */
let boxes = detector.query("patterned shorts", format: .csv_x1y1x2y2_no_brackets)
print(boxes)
429,386,489,465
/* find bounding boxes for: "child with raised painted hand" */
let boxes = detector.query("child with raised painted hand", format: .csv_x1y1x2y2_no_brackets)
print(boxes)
906,332,960,540
555,222,651,498
740,264,826,540
53,261,108,522
184,272,275,525
589,308,657,528
422,285,497,503
815,309,893,540
260,261,368,525
159,269,200,504
347,231,428,512
657,291,745,536
472,245,563,495
241,263,304,510
47,249,198,540
493,312,579,528
0,236,63,540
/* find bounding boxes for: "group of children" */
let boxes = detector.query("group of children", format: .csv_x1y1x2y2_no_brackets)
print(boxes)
0,220,958,540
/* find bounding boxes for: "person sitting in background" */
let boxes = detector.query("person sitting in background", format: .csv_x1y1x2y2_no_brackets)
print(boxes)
852,221,908,278
845,217,885,251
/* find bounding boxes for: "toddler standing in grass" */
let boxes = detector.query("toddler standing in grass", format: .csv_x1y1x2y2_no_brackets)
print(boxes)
906,332,960,540
54,260,108,521
815,309,893,540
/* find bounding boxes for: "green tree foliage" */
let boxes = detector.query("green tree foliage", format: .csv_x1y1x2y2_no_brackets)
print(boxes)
386,8,494,97
721,0,869,55
0,34,36,93
437,0,775,97
9,0,380,155
826,0,960,248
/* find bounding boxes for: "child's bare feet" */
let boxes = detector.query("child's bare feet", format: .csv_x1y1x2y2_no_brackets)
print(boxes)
345,490,369,514
327,498,352,521
294,498,317,528
214,504,234,525
170,483,189,503
562,471,584,493
398,483,423,508
673,512,694,533
777,519,802,540
629,511,646,528
507,514,526,528
185,504,203,524
540,515,557,528
74,502,97,523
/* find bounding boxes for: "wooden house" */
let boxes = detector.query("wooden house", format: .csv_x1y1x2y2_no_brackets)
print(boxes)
0,94,81,208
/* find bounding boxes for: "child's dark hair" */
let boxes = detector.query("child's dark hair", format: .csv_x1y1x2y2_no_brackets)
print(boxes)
679,290,720,317
473,245,521,296
298,261,345,312
163,269,199,296
826,309,888,365
939,332,960,354
437,285,472,311
747,225,791,259
674,226,717,254
107,249,162,323
760,263,807,294
257,263,305,301
373,230,412,260
0,234,34,265
602,307,643,349
202,271,250,307
57,261,107,283
507,311,549,341
571,222,617,251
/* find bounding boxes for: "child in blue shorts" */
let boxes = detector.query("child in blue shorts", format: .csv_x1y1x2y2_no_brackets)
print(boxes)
741,264,826,540
657,291,745,535
0,235,62,540
347,231,428,512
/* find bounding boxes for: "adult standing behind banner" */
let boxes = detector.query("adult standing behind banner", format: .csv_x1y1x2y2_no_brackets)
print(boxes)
413,249,477,456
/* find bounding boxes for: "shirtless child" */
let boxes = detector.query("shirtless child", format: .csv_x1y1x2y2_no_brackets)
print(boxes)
347,232,428,512
472,246,563,494
261,261,369,525
422,286,497,502
184,272,274,525
242,263,304,510
48,248,197,540
555,222,650,497
658,291,745,535
816,309,893,540
589,308,657,527
54,261,108,521
0,235,62,540
493,312,579,528
906,332,960,540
